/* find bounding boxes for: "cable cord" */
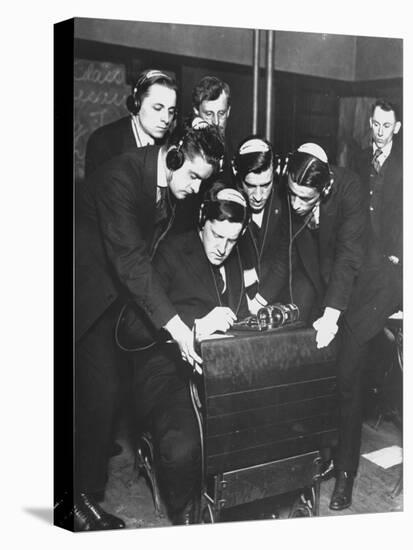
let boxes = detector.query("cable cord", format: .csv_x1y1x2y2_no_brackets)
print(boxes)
114,203,176,353
287,204,316,305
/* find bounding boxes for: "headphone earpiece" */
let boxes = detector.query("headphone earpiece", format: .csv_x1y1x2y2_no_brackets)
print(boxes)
198,202,207,228
321,171,334,199
128,69,171,115
281,154,291,177
166,138,185,171
273,153,281,175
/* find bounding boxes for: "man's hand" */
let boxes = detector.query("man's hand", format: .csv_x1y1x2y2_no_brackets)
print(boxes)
164,315,202,367
195,307,236,340
312,307,340,349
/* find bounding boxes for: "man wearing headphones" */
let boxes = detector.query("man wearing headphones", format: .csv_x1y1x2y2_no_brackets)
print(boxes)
275,143,366,344
173,76,233,234
74,122,224,530
131,181,250,525
274,143,368,511
232,136,284,314
84,69,178,178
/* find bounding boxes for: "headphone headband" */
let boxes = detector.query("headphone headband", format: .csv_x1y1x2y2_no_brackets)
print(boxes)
239,138,270,156
191,116,209,130
283,143,334,200
216,188,247,208
297,143,328,164
133,69,171,96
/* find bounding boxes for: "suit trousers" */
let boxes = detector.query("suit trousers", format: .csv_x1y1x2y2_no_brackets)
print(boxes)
132,345,201,516
75,299,123,495
334,322,369,473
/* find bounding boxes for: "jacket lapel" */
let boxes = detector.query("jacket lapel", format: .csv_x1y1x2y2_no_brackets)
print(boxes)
139,145,161,203
294,217,324,297
182,231,219,303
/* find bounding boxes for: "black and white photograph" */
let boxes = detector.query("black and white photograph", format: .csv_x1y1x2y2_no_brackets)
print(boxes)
3,2,410,549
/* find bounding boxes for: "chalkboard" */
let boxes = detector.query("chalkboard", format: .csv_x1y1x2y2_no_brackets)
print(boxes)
74,59,130,181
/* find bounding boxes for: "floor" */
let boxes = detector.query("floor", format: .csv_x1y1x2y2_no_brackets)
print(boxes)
100,410,403,530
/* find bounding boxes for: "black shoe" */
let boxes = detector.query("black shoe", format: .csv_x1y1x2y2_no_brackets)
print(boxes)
172,498,200,526
329,471,354,511
73,493,126,531
319,458,336,482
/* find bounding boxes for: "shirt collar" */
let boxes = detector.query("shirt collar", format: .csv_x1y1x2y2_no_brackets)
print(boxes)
157,148,168,189
131,116,155,148
310,203,320,229
252,210,264,228
373,140,393,161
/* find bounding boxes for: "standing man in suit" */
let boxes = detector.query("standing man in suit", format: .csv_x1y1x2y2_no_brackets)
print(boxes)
192,75,233,181
132,182,250,525
192,75,231,135
327,99,403,511
74,123,224,531
270,143,366,341
174,76,234,233
266,143,369,510
84,69,178,178
232,136,284,314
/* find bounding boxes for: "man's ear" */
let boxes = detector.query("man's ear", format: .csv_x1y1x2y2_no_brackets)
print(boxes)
227,105,231,118
193,107,200,117
369,117,373,129
394,121,401,135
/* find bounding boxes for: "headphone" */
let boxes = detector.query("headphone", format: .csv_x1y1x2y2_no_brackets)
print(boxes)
232,137,280,179
126,69,174,115
165,135,186,171
282,143,334,200
199,187,250,230
165,117,224,172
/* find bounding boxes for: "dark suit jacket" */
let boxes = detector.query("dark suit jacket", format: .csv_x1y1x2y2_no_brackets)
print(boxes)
268,166,366,321
84,116,136,179
238,184,284,302
354,140,402,261
75,145,176,341
344,140,403,342
153,230,248,328
134,229,246,419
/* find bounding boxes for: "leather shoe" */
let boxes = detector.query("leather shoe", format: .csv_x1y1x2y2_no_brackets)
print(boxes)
329,471,354,511
73,493,125,531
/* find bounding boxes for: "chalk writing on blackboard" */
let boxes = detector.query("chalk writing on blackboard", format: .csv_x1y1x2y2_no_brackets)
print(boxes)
74,60,130,181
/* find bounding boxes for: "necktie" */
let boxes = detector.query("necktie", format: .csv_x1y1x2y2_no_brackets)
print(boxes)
250,221,261,245
212,266,225,295
155,187,168,226
372,148,383,174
